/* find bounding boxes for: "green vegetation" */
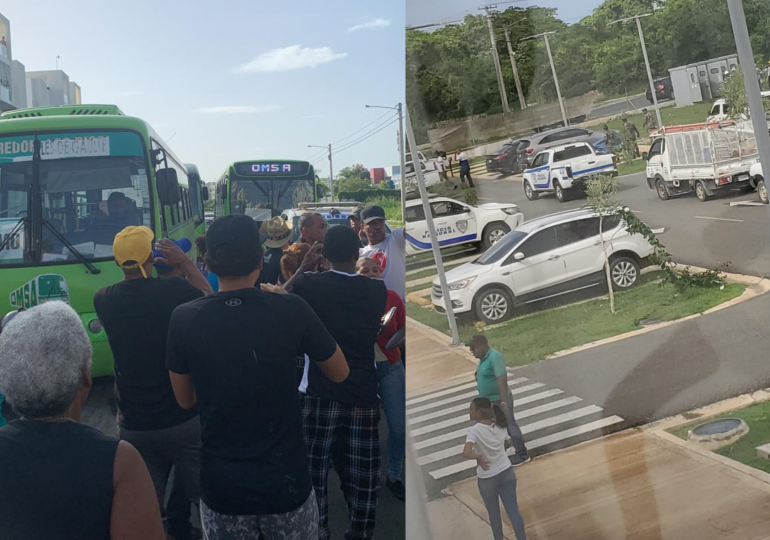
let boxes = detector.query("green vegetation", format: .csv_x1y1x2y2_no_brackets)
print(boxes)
407,0,770,142
668,400,770,476
588,103,713,134
407,273,744,367
617,159,647,177
367,196,402,224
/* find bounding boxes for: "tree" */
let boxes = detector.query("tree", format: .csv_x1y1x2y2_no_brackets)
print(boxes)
585,174,623,314
335,164,373,192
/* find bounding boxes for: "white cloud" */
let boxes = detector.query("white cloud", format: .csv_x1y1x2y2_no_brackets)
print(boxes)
195,105,280,115
233,45,347,73
348,18,391,32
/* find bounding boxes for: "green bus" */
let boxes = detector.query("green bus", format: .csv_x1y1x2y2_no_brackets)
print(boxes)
214,159,322,223
0,104,208,377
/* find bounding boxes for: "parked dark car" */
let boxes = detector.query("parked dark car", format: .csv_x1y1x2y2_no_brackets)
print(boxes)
646,76,674,103
485,139,530,175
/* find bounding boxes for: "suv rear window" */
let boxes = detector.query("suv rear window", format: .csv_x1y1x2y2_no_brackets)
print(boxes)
492,144,515,155
553,145,592,162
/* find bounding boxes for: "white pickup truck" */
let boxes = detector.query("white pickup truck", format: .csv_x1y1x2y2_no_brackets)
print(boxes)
645,120,760,202
522,142,617,203
405,196,523,255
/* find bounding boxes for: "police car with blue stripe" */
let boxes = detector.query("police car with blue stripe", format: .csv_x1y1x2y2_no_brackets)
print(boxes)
522,142,617,203
405,196,523,255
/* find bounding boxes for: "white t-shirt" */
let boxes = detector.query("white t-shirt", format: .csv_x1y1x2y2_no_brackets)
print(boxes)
466,422,512,479
361,227,405,302
436,158,446,172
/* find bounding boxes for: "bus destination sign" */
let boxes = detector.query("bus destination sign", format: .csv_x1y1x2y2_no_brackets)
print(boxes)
234,161,310,177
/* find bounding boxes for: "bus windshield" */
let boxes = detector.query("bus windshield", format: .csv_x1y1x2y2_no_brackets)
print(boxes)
227,160,317,221
0,131,150,266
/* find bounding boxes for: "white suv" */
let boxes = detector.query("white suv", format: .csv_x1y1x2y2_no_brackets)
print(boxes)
431,208,654,324
405,197,523,256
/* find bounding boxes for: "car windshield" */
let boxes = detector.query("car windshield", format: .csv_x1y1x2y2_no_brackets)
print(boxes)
473,230,527,265
0,131,150,266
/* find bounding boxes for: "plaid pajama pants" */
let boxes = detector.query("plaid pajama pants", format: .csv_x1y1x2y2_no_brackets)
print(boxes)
300,394,381,540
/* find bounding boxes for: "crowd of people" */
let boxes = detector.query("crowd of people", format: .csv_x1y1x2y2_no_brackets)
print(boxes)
0,204,406,540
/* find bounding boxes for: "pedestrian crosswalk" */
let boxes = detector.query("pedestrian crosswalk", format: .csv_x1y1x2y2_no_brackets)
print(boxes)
408,372,625,487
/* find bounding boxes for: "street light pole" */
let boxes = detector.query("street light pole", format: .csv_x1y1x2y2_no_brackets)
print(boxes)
610,14,663,129
727,0,770,200
504,28,526,109
481,5,511,114
404,104,461,345
521,32,568,126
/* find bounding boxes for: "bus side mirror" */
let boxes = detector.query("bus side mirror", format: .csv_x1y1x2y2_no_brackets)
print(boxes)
316,184,324,200
642,152,649,161
156,168,180,206
201,186,210,202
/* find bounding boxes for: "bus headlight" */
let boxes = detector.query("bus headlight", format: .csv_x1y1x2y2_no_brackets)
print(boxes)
88,319,103,334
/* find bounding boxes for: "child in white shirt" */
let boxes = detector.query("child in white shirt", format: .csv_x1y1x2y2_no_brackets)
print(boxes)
462,397,527,540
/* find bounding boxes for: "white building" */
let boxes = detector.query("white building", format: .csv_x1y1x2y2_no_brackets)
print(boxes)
0,12,27,111
26,70,82,107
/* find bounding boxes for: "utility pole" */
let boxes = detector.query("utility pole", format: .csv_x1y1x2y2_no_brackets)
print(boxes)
521,31,567,126
727,0,770,202
308,144,334,201
481,5,511,114
610,14,663,130
404,104,461,345
397,103,406,222
504,27,526,109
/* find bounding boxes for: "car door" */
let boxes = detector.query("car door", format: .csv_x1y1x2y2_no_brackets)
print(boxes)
404,204,429,253
646,138,665,179
430,200,478,246
556,217,604,283
529,152,551,188
501,226,567,297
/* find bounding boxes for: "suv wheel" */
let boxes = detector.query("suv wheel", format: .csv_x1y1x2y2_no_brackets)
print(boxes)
481,222,510,251
524,181,539,201
609,256,640,291
474,287,513,324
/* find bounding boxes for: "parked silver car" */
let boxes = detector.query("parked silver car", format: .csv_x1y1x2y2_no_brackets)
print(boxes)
524,127,605,165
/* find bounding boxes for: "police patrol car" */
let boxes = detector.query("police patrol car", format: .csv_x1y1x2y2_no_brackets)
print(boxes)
405,197,523,255
522,142,617,203
281,202,390,243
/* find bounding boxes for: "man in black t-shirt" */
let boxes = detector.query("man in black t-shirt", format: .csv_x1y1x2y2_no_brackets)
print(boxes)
287,225,387,540
166,215,349,540
93,226,213,540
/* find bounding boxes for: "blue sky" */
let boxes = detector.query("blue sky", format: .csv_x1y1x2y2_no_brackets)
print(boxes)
407,0,603,27
2,0,405,183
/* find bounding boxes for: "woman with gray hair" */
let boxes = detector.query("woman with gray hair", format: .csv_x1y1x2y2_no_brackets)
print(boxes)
0,301,165,540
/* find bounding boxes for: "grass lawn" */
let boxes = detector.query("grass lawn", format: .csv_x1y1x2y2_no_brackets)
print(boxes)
617,159,647,177
587,103,713,136
407,272,744,368
668,401,770,476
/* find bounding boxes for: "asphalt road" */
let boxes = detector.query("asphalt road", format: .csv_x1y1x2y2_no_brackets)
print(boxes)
474,171,770,277
4,380,404,538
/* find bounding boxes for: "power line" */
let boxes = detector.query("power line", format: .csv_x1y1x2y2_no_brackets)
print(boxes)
333,116,399,157
331,109,394,146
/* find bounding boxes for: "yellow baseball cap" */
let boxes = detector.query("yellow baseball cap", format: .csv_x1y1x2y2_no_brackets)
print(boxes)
113,226,154,277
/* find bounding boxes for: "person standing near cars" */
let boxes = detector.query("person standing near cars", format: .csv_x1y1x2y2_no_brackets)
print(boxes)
257,216,292,286
620,117,640,158
642,108,657,134
468,335,530,467
456,150,475,187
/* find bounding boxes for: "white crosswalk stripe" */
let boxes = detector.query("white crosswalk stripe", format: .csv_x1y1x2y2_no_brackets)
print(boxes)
408,375,625,487
407,381,543,416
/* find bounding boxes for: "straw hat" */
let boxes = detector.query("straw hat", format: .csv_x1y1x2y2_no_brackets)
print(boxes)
260,216,292,249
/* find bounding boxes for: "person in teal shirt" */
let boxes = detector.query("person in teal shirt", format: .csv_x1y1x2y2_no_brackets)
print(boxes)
469,335,530,466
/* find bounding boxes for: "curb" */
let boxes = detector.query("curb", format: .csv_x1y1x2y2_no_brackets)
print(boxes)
408,268,769,364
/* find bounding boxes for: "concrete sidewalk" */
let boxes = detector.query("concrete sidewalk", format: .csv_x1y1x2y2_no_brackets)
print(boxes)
409,320,770,540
